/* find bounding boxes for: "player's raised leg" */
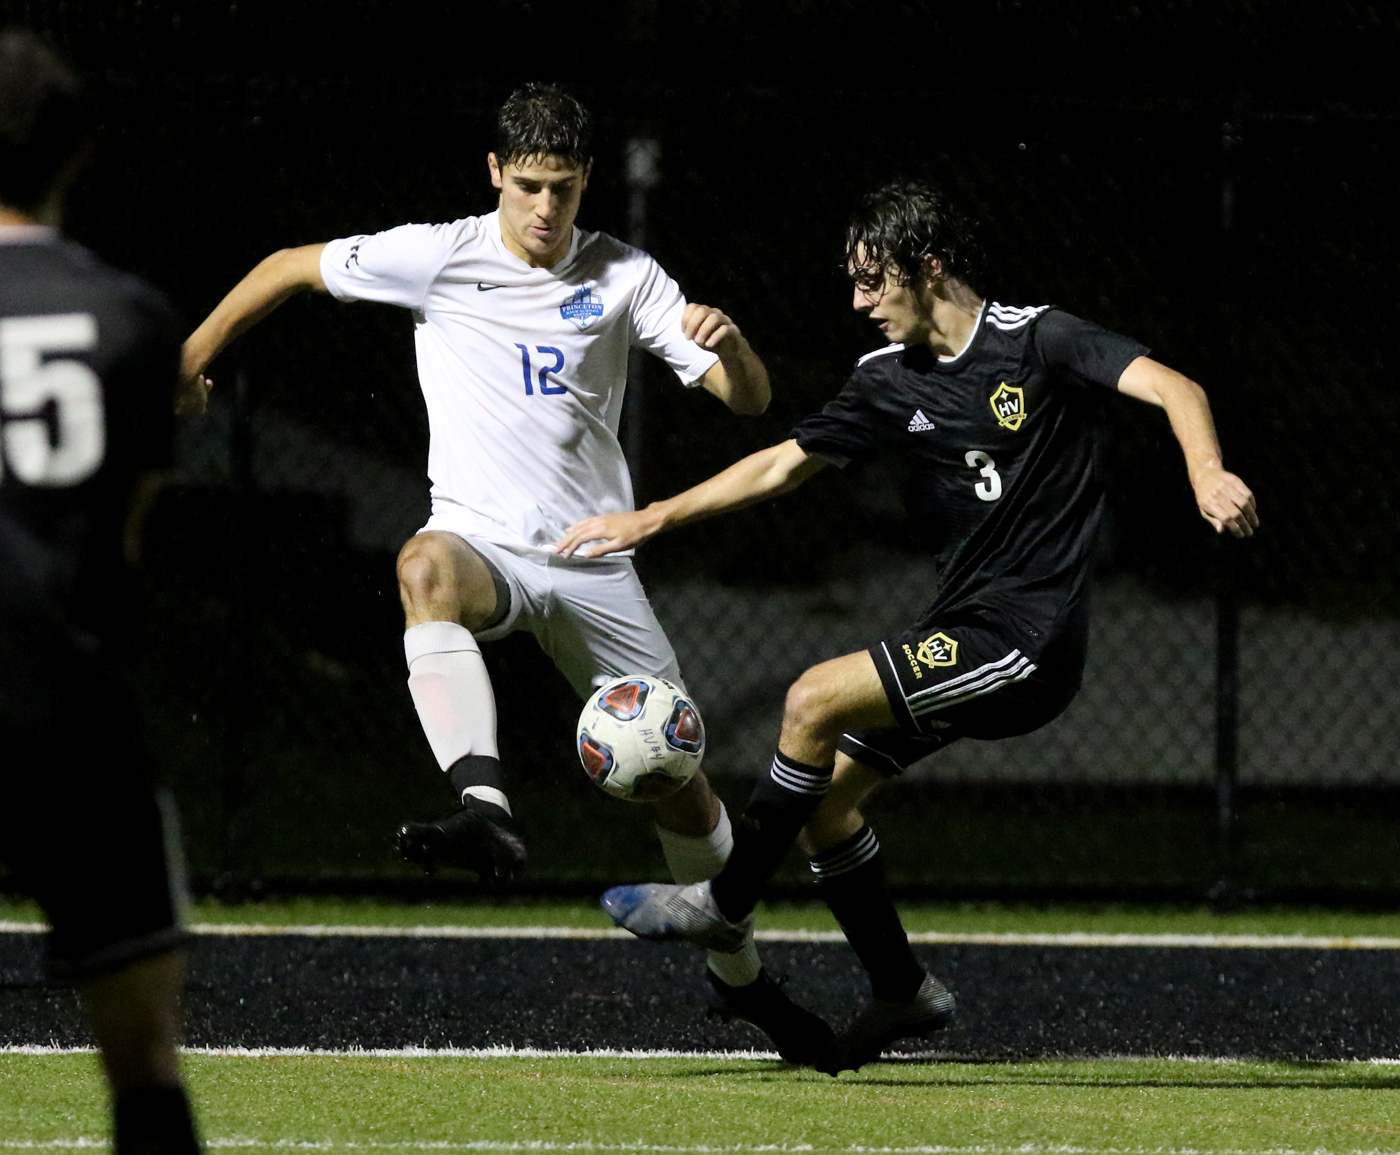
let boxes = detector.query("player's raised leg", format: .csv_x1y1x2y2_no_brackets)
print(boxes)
394,531,526,883
603,650,892,940
542,559,832,1061
649,771,832,1062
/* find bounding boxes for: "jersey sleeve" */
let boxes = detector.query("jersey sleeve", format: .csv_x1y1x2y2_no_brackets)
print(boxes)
791,377,881,469
320,222,458,309
1032,308,1149,389
628,254,720,387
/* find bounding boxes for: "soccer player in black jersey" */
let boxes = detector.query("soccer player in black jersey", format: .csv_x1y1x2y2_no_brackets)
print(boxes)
556,180,1258,1072
0,32,200,1152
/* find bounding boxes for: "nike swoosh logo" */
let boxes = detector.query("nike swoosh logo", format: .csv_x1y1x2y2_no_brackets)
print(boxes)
475,283,506,292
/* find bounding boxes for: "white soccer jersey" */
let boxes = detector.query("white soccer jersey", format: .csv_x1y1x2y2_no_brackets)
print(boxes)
320,211,719,554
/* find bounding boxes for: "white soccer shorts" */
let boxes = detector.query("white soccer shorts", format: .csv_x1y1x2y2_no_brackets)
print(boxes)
416,516,684,699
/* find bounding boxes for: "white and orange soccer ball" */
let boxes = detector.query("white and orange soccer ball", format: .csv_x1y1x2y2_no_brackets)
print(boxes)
576,675,705,801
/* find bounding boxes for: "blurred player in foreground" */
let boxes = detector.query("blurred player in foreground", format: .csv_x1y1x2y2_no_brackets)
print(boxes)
0,30,200,1153
559,179,1259,1071
179,84,832,1061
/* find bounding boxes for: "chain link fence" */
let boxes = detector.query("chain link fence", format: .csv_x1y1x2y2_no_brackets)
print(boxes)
5,3,1397,898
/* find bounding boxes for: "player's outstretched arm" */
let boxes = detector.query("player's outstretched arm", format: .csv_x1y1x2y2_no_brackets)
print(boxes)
555,438,824,558
685,302,771,416
177,243,328,415
1116,355,1259,538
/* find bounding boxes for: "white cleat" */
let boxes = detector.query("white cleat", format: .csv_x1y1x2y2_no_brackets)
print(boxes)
601,880,752,953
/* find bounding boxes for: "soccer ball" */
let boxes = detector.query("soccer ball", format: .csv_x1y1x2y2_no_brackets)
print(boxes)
576,675,705,801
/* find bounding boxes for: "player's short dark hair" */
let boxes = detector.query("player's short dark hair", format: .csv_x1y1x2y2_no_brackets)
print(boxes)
845,179,981,292
0,29,86,213
494,83,591,169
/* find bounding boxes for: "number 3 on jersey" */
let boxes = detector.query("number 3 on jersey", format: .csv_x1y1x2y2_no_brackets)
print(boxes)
515,344,566,396
965,449,1002,502
0,313,104,486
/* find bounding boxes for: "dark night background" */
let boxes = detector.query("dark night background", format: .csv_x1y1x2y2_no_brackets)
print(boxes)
3,0,1398,901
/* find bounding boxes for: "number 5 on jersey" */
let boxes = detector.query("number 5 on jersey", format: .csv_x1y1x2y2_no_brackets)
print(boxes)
0,313,104,486
515,344,566,396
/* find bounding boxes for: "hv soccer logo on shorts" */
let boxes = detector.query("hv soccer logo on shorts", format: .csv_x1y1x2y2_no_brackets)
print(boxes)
561,283,604,330
901,631,959,679
990,382,1027,431
916,632,959,668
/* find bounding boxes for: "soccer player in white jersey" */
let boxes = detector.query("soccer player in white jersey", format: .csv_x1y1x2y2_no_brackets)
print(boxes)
178,84,833,1062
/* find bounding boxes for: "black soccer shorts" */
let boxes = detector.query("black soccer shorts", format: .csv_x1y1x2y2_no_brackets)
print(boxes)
0,661,188,982
843,603,1088,777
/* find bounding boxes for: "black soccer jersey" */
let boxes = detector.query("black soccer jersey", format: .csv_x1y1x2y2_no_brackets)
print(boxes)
0,230,178,655
792,303,1147,652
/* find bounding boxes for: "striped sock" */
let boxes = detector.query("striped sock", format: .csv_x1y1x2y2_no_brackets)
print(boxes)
709,751,833,923
811,825,924,1002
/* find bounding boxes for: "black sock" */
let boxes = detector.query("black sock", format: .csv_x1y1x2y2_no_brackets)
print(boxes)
709,751,833,922
811,826,924,1002
113,1085,200,1155
448,753,506,808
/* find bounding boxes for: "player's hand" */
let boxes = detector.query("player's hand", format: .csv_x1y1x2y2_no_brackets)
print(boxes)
176,343,213,415
174,370,212,416
1192,464,1258,538
555,509,664,558
682,303,742,352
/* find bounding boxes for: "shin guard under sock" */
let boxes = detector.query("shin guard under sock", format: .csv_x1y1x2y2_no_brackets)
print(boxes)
811,826,924,1002
655,805,762,987
113,1085,200,1155
709,751,833,923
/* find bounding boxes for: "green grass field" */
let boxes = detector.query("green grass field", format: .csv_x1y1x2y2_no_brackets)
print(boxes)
6,898,1400,1151
3,1052,1398,1152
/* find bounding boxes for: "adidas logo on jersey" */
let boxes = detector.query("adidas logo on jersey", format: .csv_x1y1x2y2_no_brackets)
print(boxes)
907,409,936,432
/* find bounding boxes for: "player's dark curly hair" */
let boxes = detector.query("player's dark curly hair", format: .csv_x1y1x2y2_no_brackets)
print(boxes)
845,179,981,292
494,83,591,168
0,29,86,213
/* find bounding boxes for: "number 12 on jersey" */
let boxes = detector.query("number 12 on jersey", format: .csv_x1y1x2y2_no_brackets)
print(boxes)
515,344,566,396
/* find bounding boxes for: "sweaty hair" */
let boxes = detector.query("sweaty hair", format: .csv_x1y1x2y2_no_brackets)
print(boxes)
845,179,981,292
0,29,85,213
493,83,591,169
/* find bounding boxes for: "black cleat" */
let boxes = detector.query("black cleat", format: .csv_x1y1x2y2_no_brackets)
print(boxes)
395,797,527,884
706,968,835,1065
816,973,956,1075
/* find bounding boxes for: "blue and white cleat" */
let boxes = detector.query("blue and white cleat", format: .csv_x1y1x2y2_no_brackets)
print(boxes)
601,880,752,953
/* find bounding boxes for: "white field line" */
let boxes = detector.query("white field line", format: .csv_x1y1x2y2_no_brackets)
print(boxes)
5,1044,1400,1066
5,1143,1400,1155
4,921,1400,949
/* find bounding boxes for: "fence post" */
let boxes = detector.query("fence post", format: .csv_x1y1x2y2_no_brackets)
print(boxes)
216,90,262,897
1213,542,1240,904
623,137,661,494
1211,118,1243,908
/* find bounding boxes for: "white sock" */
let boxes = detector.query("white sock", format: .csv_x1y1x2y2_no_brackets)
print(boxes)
656,804,763,987
656,804,733,883
404,621,499,769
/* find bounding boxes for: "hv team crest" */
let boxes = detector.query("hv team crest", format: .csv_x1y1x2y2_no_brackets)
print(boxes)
990,382,1027,431
561,283,604,330
916,632,959,669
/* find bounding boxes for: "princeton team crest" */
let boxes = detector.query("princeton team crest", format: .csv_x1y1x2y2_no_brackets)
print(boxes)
990,382,1027,431
915,632,959,669
561,283,604,330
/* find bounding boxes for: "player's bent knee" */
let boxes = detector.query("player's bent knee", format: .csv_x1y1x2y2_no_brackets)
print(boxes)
783,669,842,740
397,539,452,601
